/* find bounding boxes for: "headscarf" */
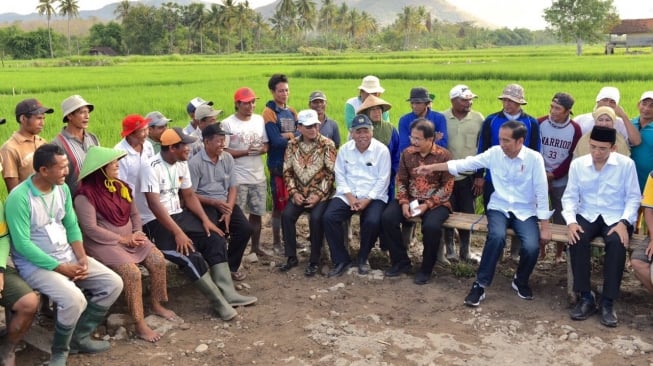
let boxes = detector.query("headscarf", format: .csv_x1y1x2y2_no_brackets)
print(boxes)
75,166,133,227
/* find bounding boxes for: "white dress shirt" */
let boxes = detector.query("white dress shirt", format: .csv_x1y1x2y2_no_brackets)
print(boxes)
334,138,390,204
447,145,552,221
562,152,640,226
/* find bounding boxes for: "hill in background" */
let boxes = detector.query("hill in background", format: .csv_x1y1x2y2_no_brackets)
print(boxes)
0,0,493,35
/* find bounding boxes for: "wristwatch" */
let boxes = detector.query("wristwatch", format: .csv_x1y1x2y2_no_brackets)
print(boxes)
619,219,631,227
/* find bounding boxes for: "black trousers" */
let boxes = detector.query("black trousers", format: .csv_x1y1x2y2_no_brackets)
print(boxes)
381,200,450,274
569,215,631,300
281,199,329,264
143,209,227,281
203,204,253,273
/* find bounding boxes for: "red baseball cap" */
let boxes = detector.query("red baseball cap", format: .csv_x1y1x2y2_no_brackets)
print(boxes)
234,87,258,103
121,114,149,137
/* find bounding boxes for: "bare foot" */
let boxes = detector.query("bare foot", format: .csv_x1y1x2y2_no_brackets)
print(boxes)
135,321,161,343
151,303,177,321
1,348,17,366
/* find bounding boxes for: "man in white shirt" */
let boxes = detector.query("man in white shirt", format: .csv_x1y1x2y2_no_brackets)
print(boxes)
323,114,390,277
222,87,269,257
562,126,640,328
416,121,552,306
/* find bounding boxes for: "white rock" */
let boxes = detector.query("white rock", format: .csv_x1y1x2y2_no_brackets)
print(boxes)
633,337,653,353
309,295,317,300
241,283,251,289
569,332,579,340
195,344,209,353
328,283,345,291
106,314,133,332
244,253,259,263
113,326,128,340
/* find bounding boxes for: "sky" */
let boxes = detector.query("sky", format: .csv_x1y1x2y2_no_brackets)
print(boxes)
2,0,653,30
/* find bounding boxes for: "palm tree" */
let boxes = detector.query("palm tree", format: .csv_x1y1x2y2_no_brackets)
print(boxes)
58,0,80,54
295,0,316,39
234,2,252,52
36,0,57,58
251,12,266,51
207,3,224,53
318,0,336,47
189,3,206,53
114,0,130,23
161,2,181,53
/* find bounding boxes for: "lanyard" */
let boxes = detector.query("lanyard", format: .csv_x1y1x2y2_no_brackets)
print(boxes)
39,190,56,223
163,161,178,191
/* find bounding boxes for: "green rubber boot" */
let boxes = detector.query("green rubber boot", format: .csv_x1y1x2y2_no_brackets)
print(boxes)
49,322,74,366
194,273,238,321
210,262,257,306
70,302,111,354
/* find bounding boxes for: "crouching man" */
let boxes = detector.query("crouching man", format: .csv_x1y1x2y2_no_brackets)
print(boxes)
6,144,123,366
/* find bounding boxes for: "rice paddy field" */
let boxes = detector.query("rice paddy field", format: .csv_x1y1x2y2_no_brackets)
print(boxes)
0,44,651,187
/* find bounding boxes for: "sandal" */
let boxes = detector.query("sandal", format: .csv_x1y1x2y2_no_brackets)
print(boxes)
231,271,247,281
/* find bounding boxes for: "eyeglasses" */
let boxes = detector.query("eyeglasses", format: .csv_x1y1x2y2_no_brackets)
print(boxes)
409,135,425,142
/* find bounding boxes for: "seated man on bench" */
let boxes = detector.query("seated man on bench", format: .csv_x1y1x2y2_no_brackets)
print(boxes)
416,120,552,306
562,126,640,327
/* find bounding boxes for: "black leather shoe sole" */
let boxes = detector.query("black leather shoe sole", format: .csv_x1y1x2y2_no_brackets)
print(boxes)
304,264,318,277
328,262,351,277
600,306,618,327
570,301,596,320
278,257,299,272
384,262,412,277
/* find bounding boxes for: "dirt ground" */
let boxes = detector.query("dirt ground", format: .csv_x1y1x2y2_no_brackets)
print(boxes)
6,215,653,366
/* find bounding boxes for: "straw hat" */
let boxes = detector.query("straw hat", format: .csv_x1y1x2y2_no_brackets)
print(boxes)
78,146,126,181
356,95,392,115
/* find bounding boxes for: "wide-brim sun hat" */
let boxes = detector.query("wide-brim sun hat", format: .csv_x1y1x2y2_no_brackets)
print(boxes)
78,146,126,181
358,75,385,94
356,94,392,115
61,95,94,122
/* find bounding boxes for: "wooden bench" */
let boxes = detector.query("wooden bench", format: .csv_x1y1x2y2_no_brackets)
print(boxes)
441,212,648,302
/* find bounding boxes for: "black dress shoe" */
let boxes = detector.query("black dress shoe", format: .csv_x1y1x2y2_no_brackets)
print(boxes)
304,263,319,277
600,303,618,327
358,263,370,275
384,261,412,277
328,262,351,277
570,299,596,320
413,271,431,285
278,256,299,272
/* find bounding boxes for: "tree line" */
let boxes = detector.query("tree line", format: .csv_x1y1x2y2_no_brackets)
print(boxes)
2,0,563,59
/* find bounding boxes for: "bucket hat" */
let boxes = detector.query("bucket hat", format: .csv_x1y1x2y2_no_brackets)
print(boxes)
61,95,93,122
498,84,527,105
406,87,433,103
358,75,385,94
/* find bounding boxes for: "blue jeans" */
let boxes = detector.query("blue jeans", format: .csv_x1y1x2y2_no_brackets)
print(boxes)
323,198,386,265
476,210,540,288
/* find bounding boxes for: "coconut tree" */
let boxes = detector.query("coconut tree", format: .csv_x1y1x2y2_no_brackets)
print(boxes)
36,0,57,58
58,0,80,54
114,0,131,23
295,0,316,39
